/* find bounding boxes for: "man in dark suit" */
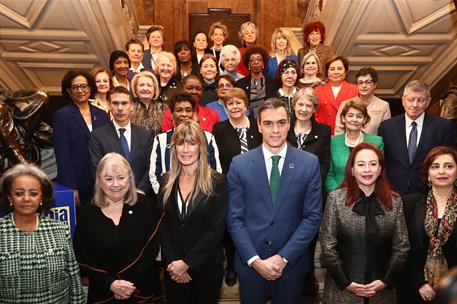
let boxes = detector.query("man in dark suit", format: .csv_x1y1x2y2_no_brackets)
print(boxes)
227,98,322,303
378,80,455,195
89,86,153,194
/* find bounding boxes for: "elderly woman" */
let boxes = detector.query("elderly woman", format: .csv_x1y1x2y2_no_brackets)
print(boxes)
0,164,84,303
220,44,244,81
297,52,326,89
237,21,259,76
298,20,335,76
53,69,109,204
207,21,229,66
174,40,199,80
266,28,299,79
130,70,167,137
192,31,209,64
161,74,220,132
206,75,236,121
90,67,113,113
276,59,299,117
156,51,180,103
74,153,163,303
236,45,279,118
212,87,261,287
287,87,330,182
142,25,165,70
398,146,457,303
159,120,228,303
199,54,219,105
325,99,384,192
315,55,358,134
321,142,409,304
110,50,131,89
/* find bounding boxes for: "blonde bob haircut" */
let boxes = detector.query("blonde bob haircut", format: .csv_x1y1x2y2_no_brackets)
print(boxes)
270,28,294,56
93,153,137,208
209,21,229,42
162,120,215,204
131,71,160,100
155,52,177,75
301,52,322,77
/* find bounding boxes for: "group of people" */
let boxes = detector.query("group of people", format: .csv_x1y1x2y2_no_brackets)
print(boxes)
0,18,456,304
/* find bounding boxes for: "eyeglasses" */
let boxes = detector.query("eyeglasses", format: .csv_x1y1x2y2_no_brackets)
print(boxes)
218,83,233,89
356,80,374,86
10,190,41,199
249,57,263,64
70,83,89,92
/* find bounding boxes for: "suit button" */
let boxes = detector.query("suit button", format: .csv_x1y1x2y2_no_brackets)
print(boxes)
270,222,274,226
264,241,268,244
181,224,185,227
327,113,331,116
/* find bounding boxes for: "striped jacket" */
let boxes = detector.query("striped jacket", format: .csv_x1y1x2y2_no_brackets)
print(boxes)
149,129,222,194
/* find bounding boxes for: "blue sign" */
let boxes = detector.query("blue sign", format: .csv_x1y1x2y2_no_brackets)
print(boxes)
48,183,77,238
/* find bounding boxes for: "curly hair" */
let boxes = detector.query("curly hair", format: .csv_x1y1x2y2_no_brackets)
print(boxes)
242,45,269,70
61,69,97,100
303,21,326,46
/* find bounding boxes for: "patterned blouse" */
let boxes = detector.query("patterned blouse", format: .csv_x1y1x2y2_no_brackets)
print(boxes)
0,214,85,303
130,100,168,138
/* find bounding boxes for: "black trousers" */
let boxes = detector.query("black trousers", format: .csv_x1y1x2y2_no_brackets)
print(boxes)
164,264,224,304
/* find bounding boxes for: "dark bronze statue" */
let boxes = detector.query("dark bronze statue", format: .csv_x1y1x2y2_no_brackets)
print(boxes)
0,89,52,173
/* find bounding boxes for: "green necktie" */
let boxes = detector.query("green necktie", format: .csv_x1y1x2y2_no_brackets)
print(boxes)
270,155,281,203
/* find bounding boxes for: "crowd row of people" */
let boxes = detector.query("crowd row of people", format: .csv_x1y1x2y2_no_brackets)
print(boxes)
0,19,456,304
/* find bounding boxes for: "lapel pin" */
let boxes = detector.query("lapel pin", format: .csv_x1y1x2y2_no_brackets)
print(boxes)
289,163,294,169
128,210,133,214
315,135,318,139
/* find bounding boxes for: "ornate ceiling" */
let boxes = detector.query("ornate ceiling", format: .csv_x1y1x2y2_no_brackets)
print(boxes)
0,0,456,99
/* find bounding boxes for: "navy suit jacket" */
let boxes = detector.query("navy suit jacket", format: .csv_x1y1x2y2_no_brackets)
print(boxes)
227,144,322,278
53,102,109,192
89,122,153,193
378,113,455,194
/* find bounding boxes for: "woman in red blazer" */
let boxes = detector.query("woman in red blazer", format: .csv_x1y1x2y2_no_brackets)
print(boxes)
315,55,357,134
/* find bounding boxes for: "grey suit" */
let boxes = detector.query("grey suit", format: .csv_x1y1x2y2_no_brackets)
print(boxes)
89,122,153,193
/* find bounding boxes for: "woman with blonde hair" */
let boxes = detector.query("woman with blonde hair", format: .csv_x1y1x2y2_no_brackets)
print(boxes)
159,120,228,304
130,70,167,137
266,28,298,79
155,51,180,103
74,152,163,303
207,21,229,66
297,52,326,88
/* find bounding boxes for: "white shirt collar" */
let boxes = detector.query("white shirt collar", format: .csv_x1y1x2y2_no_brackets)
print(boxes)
405,112,425,128
262,143,287,162
113,120,131,133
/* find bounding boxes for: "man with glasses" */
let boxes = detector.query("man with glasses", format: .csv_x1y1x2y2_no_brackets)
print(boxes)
378,80,455,194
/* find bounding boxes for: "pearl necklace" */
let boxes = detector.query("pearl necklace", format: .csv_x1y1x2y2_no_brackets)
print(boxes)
12,213,39,232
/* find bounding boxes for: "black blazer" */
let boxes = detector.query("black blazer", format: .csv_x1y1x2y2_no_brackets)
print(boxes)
235,75,279,102
398,193,457,303
212,118,262,174
159,172,228,274
88,122,153,193
287,118,331,183
378,114,455,194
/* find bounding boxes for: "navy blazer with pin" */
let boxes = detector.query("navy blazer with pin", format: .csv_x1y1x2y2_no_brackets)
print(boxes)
53,102,110,204
89,122,153,194
227,144,322,301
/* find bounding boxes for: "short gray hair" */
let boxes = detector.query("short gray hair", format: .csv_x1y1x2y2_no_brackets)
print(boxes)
93,153,137,208
219,44,241,68
292,87,318,110
0,163,54,214
403,80,430,98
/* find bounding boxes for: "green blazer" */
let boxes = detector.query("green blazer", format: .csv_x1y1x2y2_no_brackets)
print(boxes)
324,132,384,192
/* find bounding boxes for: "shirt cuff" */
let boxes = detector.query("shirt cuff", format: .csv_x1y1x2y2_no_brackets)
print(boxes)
282,257,288,264
247,255,260,267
